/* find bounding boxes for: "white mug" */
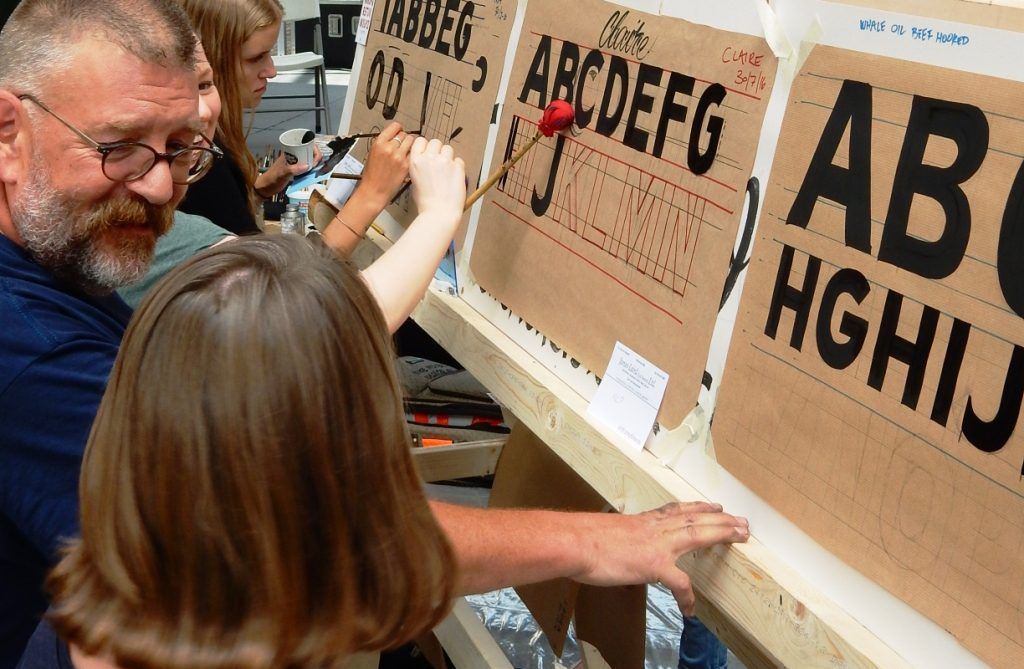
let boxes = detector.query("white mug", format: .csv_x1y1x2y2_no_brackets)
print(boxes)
279,128,315,167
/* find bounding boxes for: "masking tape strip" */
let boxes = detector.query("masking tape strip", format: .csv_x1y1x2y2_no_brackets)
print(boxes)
753,0,794,60
647,405,723,493
793,14,823,76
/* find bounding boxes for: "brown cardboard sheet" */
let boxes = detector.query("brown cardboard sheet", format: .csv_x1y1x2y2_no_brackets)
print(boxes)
347,0,515,227
714,45,1024,668
469,0,776,426
489,425,646,663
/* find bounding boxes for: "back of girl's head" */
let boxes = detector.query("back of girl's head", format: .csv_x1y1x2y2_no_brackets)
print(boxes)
177,0,281,188
48,235,456,669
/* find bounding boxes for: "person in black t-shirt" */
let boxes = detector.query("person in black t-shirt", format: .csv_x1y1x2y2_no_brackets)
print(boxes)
178,0,414,250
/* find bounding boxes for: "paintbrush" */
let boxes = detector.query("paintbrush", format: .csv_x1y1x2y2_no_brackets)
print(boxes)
463,100,575,211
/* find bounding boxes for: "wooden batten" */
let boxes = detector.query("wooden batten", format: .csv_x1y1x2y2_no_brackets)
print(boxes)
412,289,910,669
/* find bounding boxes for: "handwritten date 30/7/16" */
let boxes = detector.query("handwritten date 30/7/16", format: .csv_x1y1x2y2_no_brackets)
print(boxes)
723,46,769,95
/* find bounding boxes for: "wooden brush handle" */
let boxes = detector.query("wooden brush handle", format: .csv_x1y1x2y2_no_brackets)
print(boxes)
464,131,542,211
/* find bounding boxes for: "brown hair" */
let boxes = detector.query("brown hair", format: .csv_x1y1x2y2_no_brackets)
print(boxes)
48,235,456,669
177,0,282,210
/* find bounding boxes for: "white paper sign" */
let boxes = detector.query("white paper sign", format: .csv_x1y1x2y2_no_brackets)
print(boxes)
355,0,376,46
587,342,669,453
324,152,365,207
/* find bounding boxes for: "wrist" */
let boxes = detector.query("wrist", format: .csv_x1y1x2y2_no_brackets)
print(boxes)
254,175,276,200
332,214,366,239
337,195,383,235
563,514,599,581
352,185,391,213
415,207,462,228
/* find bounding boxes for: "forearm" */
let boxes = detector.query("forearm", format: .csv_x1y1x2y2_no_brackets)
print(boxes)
321,189,391,256
253,172,273,198
430,500,591,594
360,210,458,332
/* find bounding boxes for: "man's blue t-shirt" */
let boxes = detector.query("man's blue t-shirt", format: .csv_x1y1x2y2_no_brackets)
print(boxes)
0,235,130,668
13,620,70,669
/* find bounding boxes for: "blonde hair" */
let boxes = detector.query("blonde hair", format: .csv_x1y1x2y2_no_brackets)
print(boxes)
48,236,456,669
177,0,282,210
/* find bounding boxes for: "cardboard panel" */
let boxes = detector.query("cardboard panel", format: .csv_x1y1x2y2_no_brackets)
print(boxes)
575,583,648,669
489,425,646,661
714,45,1024,669
470,0,776,426
348,0,515,226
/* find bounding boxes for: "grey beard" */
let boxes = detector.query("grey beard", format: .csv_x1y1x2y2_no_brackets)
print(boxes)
11,164,162,295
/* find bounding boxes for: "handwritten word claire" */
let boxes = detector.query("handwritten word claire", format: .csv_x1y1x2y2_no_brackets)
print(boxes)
721,46,764,67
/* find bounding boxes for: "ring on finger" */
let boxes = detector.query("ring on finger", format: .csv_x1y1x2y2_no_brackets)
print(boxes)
391,136,403,144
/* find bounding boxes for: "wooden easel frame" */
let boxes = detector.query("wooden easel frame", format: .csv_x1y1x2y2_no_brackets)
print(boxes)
333,2,1024,665
410,290,907,668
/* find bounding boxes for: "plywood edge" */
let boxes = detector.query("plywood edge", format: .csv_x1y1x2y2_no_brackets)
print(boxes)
434,598,514,669
413,438,507,483
412,288,910,669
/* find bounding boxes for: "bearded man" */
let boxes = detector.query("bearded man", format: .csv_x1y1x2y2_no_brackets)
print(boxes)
0,1,205,664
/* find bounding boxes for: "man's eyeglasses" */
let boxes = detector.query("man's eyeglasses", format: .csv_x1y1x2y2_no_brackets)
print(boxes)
17,94,223,186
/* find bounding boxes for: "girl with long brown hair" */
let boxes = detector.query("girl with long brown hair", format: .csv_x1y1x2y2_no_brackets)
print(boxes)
178,0,414,246
40,231,457,668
